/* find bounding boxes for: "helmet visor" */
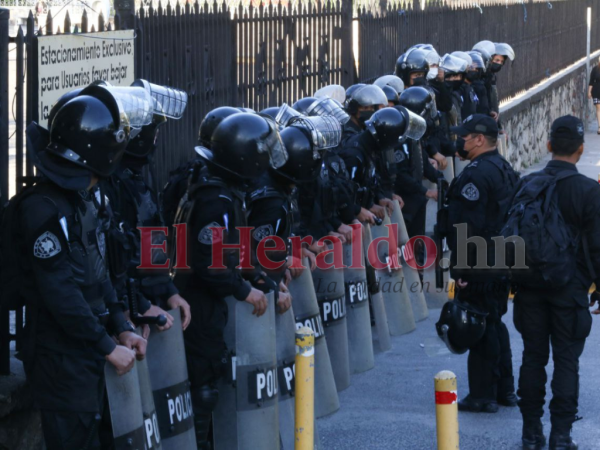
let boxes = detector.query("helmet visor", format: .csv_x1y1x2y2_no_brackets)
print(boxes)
352,85,389,108
275,103,303,128
132,79,188,119
399,107,427,141
94,86,155,137
314,84,346,104
258,117,289,169
494,43,515,61
288,115,342,151
306,97,350,125
373,75,405,95
440,54,468,74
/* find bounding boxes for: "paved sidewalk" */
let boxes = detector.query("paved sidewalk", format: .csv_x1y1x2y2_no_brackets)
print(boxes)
317,132,600,450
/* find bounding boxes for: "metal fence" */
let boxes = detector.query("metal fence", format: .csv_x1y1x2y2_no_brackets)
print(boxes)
357,0,600,101
135,0,354,182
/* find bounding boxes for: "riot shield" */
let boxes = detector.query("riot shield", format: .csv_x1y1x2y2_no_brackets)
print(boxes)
213,291,280,450
391,201,429,322
288,258,339,418
137,351,162,450
343,229,375,374
276,305,296,450
370,214,416,336
362,222,392,352
454,156,470,177
105,362,146,450
312,246,350,392
423,180,450,309
146,310,197,450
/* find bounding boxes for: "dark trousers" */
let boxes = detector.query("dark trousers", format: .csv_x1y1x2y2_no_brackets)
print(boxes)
458,281,514,401
513,289,592,431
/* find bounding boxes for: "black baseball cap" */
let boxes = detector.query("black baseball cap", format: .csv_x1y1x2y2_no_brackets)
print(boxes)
450,114,498,138
550,115,584,142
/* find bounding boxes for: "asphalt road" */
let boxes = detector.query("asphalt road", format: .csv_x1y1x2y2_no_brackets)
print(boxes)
317,131,600,450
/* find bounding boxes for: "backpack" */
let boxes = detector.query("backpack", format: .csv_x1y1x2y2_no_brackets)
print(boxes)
500,169,584,288
161,158,205,228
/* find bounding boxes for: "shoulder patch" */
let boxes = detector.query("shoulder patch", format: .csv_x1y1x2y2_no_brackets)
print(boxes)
330,162,340,173
253,224,274,242
198,221,223,245
395,149,405,163
34,231,62,258
461,182,480,201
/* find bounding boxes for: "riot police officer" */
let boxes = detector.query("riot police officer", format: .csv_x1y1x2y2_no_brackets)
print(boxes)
19,87,147,449
513,116,600,450
467,50,491,116
173,112,287,449
342,84,388,145
453,51,479,119
442,114,519,413
102,81,191,334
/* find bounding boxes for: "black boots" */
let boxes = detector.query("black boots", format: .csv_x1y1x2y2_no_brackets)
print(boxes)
457,394,499,413
522,420,546,450
497,376,518,407
549,430,578,450
192,384,219,450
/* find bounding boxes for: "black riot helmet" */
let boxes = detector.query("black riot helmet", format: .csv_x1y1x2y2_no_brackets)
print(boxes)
198,106,241,148
345,85,388,115
124,114,167,160
364,107,406,150
395,49,430,86
260,106,281,121
399,86,437,119
198,113,288,181
292,97,318,115
436,300,488,354
382,85,400,106
45,92,130,178
344,83,366,108
47,88,82,130
272,126,322,184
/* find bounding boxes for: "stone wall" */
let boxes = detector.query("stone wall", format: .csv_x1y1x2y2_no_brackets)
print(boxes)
500,52,599,171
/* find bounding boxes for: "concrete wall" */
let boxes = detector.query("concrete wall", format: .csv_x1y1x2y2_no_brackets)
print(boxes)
499,51,600,172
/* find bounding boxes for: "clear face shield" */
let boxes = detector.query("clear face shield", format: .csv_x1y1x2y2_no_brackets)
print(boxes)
288,115,342,154
440,54,468,74
257,116,289,169
306,97,350,125
472,40,496,58
373,75,405,95
352,85,389,108
313,84,346,104
398,106,427,141
494,43,515,61
131,79,188,119
275,103,304,128
85,85,155,140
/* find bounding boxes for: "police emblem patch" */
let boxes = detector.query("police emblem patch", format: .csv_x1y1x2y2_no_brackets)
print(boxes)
461,182,480,201
253,224,274,242
33,231,62,258
395,150,405,163
198,221,223,245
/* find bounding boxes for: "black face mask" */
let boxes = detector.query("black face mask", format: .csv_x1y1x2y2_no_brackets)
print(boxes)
359,109,374,124
411,77,428,87
455,137,470,159
490,62,503,73
445,79,463,91
465,71,480,82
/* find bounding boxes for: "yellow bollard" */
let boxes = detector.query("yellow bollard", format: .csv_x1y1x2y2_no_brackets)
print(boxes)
295,326,315,450
434,370,459,450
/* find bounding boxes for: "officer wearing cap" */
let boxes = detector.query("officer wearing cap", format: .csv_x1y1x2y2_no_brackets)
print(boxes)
442,114,519,413
513,116,600,450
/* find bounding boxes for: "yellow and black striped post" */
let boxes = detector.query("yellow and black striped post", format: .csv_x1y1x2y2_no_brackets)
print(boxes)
434,370,459,450
295,326,315,450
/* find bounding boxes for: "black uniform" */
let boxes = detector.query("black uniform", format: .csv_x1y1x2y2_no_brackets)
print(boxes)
459,83,478,119
247,173,294,284
472,80,491,116
341,119,363,147
514,160,600,433
174,167,252,387
103,165,179,314
444,149,519,403
395,140,427,238
18,181,130,449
